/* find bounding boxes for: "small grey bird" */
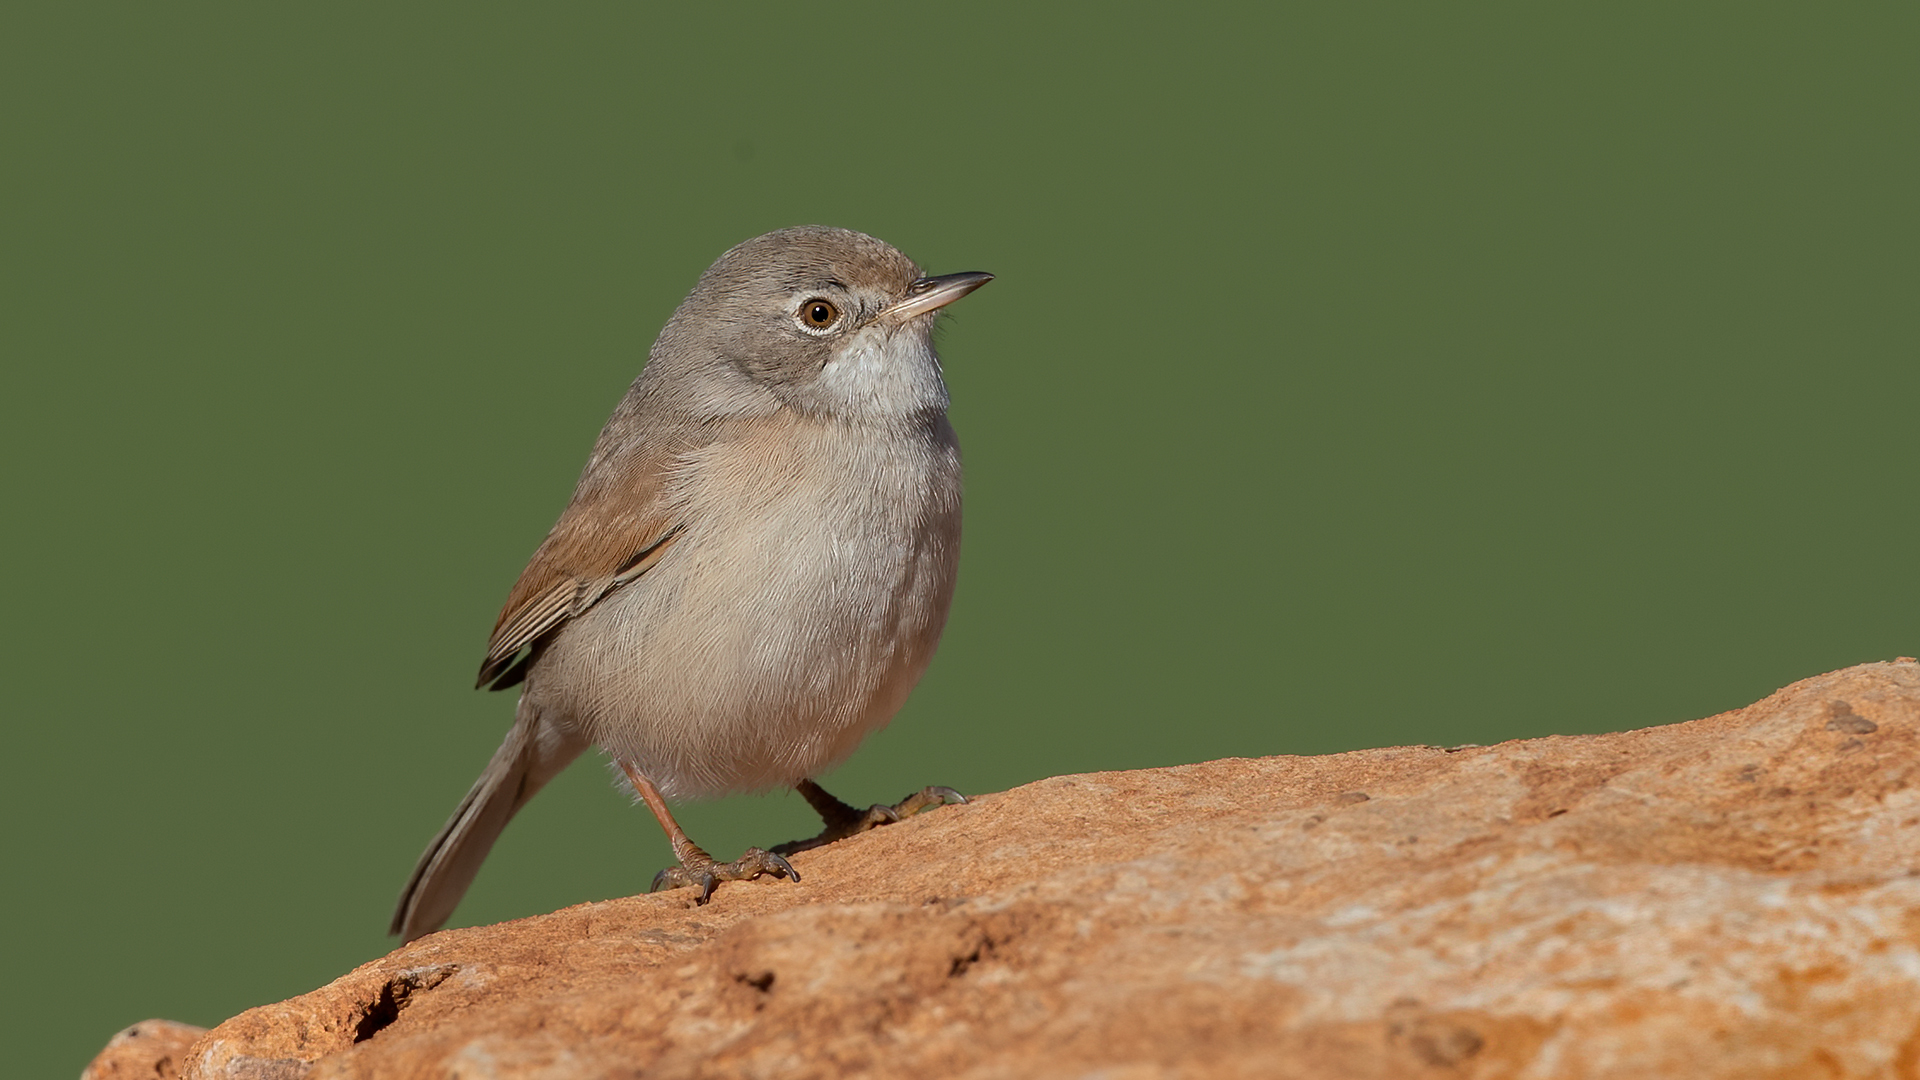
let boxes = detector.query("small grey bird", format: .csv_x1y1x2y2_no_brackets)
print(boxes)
390,226,991,942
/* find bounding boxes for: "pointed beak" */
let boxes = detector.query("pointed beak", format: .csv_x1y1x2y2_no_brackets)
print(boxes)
881,271,994,322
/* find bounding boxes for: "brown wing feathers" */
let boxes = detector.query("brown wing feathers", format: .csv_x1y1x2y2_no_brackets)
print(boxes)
475,456,685,690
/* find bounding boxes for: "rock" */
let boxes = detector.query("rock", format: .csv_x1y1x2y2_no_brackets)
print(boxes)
81,1020,206,1080
108,659,1920,1079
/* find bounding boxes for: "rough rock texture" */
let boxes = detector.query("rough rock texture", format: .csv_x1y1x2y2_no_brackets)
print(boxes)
101,660,1920,1079
81,1020,206,1080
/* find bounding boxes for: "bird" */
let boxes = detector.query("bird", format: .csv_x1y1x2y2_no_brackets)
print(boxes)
389,226,992,941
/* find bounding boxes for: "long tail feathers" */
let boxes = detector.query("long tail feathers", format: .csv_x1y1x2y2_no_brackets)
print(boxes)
389,710,585,941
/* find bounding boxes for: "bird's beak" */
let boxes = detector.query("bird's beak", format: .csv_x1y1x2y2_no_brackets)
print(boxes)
881,271,995,322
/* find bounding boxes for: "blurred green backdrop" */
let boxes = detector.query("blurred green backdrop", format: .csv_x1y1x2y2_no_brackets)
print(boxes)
4,2,1916,1074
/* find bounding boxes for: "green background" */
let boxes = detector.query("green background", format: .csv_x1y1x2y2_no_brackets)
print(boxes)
4,3,1915,1074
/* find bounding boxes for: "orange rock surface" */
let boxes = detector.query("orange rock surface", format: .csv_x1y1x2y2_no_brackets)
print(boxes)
81,1020,205,1080
98,660,1920,1079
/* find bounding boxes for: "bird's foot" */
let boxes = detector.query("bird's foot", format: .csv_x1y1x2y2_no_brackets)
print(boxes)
772,782,969,857
650,847,798,905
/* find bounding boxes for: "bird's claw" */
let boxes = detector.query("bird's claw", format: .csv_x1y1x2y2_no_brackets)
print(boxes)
650,847,799,904
773,784,970,856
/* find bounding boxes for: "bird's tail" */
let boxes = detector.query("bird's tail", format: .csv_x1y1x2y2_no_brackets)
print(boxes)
389,701,587,941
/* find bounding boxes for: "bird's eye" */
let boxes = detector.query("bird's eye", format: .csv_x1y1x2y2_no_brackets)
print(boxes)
798,299,840,329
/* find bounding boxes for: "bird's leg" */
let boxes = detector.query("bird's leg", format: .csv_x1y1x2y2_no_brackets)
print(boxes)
771,779,969,857
619,762,798,904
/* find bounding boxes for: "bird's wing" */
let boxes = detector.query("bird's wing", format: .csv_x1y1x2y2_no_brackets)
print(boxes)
476,442,687,690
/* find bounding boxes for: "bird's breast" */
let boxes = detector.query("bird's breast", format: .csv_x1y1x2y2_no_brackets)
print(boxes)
530,414,962,797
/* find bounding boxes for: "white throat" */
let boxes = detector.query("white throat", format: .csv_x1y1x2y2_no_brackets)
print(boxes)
815,324,950,422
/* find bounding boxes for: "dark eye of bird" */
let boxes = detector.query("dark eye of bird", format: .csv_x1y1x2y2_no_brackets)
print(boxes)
800,299,839,328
